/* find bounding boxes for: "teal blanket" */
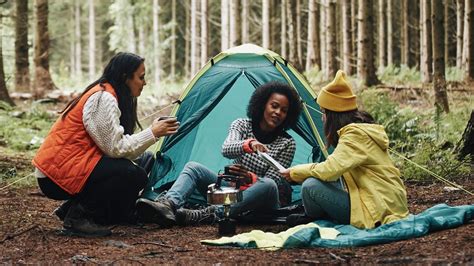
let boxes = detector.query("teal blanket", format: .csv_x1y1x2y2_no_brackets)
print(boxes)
202,204,474,248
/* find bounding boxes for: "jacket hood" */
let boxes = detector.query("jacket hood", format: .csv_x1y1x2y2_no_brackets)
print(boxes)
340,123,389,150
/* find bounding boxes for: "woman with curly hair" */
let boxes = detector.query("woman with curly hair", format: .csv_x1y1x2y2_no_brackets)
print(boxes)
136,81,303,226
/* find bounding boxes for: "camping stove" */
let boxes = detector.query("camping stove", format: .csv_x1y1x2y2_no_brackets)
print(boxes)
207,169,243,236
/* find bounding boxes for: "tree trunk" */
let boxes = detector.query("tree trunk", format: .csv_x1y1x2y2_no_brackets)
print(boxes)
185,1,190,78
421,0,433,83
230,0,240,47
456,110,474,159
69,3,75,81
75,1,82,79
190,0,197,75
0,14,15,106
357,0,379,86
462,0,469,72
34,0,57,99
378,0,386,70
387,0,393,65
286,0,298,69
465,0,473,80
326,0,337,78
281,0,287,58
432,0,450,113
296,0,303,68
306,0,321,72
153,0,161,87
241,0,249,43
320,0,327,75
15,0,30,93
410,0,420,68
401,0,409,65
342,0,353,74
221,0,229,50
351,0,357,64
88,0,95,80
201,0,208,66
171,0,176,78
456,0,464,68
262,0,270,48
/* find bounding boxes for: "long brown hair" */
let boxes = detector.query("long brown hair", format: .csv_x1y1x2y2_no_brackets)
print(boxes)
324,109,375,147
60,52,144,134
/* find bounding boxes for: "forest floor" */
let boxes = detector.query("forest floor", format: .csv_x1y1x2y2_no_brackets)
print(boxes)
0,150,473,264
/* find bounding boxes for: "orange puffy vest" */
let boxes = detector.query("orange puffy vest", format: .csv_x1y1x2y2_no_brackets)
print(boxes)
33,83,117,195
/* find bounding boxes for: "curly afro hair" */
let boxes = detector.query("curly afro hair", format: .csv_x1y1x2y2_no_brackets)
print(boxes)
247,81,302,132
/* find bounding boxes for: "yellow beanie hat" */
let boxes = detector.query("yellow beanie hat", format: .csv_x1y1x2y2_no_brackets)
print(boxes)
317,70,357,112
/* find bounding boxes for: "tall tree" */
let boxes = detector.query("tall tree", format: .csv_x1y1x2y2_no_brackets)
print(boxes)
34,0,57,98
75,1,82,79
286,0,298,68
456,0,464,68
230,0,240,47
296,0,303,68
15,0,30,92
281,0,287,58
0,13,15,106
262,0,270,48
378,0,386,70
305,0,321,72
465,0,473,80
432,0,450,112
171,0,176,78
420,0,432,83
241,0,249,43
342,0,353,74
88,0,96,80
221,0,229,50
401,0,409,65
357,0,379,86
351,0,357,64
153,0,161,87
320,0,327,76
191,0,198,75
326,0,337,78
201,0,208,66
387,0,394,65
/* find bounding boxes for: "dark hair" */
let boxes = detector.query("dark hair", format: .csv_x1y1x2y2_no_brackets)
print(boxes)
247,81,302,133
61,52,145,134
324,109,375,147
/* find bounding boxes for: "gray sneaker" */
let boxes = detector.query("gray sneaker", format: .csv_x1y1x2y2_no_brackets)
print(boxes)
136,197,177,227
175,206,218,226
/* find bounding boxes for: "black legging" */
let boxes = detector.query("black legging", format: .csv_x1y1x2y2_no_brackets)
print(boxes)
37,152,154,224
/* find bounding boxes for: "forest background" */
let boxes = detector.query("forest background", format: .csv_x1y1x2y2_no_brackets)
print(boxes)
0,0,473,263
0,0,473,197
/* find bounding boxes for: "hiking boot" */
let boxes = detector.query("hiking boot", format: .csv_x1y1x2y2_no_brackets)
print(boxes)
135,197,176,227
175,206,218,226
286,213,315,227
63,203,111,237
54,200,73,221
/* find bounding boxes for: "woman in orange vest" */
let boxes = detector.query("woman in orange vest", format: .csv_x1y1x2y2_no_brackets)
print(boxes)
33,52,179,237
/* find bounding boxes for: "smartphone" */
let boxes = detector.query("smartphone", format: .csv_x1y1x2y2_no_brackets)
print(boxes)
158,116,176,121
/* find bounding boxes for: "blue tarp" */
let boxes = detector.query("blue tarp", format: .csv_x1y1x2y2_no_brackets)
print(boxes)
202,204,474,249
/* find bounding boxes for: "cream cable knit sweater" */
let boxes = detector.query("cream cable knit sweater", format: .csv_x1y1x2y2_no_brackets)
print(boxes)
35,91,156,178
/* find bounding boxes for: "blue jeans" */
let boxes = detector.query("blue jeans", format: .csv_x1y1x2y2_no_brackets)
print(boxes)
165,162,280,217
301,178,350,224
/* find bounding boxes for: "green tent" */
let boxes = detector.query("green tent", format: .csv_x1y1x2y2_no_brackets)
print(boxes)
143,44,328,204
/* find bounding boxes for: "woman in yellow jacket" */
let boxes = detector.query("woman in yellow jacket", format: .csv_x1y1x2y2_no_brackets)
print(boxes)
281,70,409,229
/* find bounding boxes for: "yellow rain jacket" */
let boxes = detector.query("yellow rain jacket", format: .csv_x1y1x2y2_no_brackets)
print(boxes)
289,123,409,229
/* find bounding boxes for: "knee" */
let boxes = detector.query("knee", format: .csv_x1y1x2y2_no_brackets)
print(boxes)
183,161,202,172
258,177,279,194
301,178,323,196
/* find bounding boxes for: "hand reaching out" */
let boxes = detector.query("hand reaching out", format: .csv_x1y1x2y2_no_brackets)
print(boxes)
151,117,179,138
250,140,269,153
